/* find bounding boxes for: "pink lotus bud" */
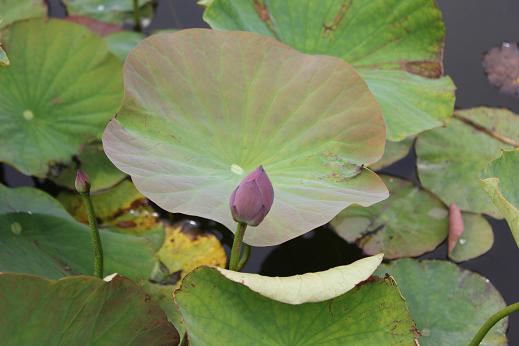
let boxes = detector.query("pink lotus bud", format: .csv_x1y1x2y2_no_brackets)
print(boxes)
229,166,274,227
448,203,465,255
75,169,91,194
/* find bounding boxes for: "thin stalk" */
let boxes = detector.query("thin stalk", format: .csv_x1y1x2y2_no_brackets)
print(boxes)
236,243,251,271
229,222,247,271
80,192,104,278
469,301,519,346
133,0,142,32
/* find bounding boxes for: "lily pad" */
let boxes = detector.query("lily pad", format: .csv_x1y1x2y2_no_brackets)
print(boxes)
376,259,508,345
105,31,144,61
0,0,46,30
50,142,126,192
0,273,178,345
416,107,519,217
103,29,388,247
203,0,456,141
0,18,122,177
481,149,519,246
331,175,448,258
370,137,414,170
64,0,152,26
449,212,493,262
175,265,418,345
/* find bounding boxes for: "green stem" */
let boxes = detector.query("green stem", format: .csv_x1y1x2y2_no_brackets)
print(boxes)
469,301,519,346
229,222,247,271
80,192,104,278
236,243,251,271
133,0,141,32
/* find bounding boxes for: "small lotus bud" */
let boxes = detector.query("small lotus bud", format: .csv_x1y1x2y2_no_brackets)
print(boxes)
75,169,90,194
229,166,274,227
448,203,465,255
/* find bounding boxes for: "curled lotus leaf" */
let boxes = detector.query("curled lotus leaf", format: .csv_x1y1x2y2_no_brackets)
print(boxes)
203,0,456,141
102,29,388,246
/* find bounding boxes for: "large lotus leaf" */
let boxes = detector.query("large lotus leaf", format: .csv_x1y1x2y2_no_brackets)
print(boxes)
203,0,456,141
64,0,152,25
481,149,519,246
0,273,178,345
416,107,519,217
0,19,122,177
0,0,46,30
175,266,418,345
103,29,388,247
50,142,126,192
449,212,493,262
370,137,414,171
376,259,507,345
331,175,448,258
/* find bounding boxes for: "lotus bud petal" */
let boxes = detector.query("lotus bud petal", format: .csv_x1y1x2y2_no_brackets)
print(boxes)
448,203,465,255
75,169,90,194
229,166,274,226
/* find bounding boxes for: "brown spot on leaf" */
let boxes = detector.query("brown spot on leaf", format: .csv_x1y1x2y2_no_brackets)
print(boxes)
323,0,352,37
403,60,443,78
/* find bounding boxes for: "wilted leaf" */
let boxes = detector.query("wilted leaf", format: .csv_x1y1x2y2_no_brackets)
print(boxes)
175,265,418,345
50,142,126,192
376,259,508,345
203,0,455,141
481,148,519,246
0,273,178,345
103,29,388,247
416,107,519,217
0,0,46,30
448,212,493,262
332,175,448,258
0,19,122,176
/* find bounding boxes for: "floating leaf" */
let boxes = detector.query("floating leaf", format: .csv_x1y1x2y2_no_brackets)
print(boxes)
0,273,178,345
449,212,493,262
215,254,382,304
175,266,418,345
0,0,46,30
50,142,126,192
105,30,144,61
64,0,152,26
0,19,122,176
376,259,508,345
332,175,448,258
370,137,414,170
481,149,519,246
103,29,388,247
416,107,519,217
203,0,456,141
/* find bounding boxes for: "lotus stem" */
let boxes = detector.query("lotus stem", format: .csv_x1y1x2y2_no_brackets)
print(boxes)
229,222,247,271
133,0,142,32
469,301,519,346
79,191,104,278
236,243,251,271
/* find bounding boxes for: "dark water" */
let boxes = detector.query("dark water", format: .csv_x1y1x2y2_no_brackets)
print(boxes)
3,0,518,344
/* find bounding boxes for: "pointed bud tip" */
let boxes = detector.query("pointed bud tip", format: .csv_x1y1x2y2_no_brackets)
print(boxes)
75,169,90,193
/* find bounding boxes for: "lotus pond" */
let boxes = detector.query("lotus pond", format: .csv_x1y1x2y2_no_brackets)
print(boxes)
1,0,518,345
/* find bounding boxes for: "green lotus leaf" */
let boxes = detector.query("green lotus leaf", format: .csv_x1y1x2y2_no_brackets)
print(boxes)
102,29,388,246
0,18,122,177
376,259,508,345
203,0,456,141
175,265,418,345
0,0,46,30
50,142,126,192
449,212,493,262
416,107,519,217
331,175,448,258
105,30,144,60
370,137,414,170
0,273,178,345
64,0,152,25
481,149,519,246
